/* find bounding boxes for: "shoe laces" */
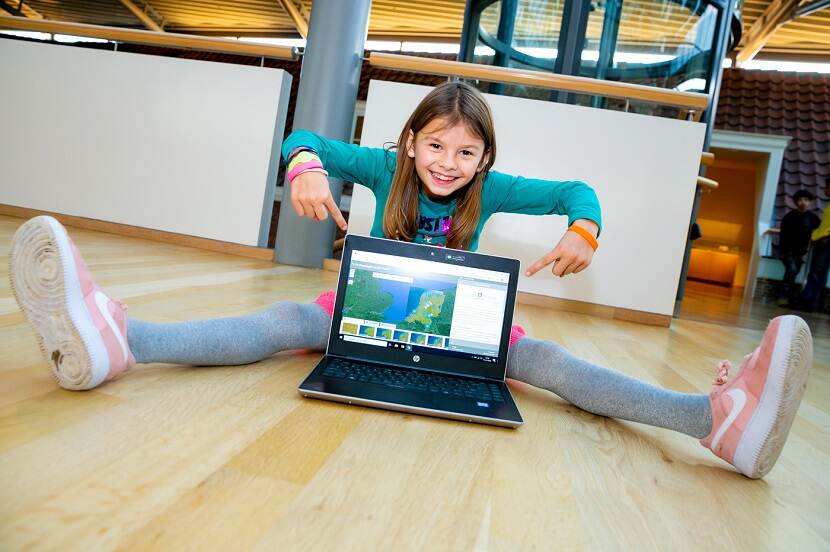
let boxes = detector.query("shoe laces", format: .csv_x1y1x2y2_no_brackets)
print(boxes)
714,360,731,385
713,351,753,386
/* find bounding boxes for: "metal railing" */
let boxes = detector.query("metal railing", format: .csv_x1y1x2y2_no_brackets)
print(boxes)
368,52,710,114
0,15,297,60
368,52,715,168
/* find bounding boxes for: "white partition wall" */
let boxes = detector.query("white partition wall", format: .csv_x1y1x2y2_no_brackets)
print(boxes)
0,38,291,246
353,81,706,316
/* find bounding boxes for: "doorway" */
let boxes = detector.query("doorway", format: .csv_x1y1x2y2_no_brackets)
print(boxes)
678,130,793,328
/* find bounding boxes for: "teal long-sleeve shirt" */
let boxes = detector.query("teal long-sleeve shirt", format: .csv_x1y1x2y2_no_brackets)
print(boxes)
282,130,602,251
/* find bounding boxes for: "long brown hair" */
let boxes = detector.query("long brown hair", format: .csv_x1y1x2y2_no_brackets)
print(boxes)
383,81,496,250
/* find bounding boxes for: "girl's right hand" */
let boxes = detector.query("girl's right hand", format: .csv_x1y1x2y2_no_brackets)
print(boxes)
289,171,348,231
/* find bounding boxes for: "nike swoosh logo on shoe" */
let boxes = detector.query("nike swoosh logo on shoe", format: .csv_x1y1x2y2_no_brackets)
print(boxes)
711,388,747,450
94,291,129,362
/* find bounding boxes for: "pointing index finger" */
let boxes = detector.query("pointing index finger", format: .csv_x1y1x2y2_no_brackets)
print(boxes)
525,250,559,277
325,196,348,231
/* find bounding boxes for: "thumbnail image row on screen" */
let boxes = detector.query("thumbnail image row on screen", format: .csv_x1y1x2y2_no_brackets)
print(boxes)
340,321,448,349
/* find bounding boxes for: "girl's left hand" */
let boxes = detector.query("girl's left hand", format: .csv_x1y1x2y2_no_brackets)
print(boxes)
525,220,598,277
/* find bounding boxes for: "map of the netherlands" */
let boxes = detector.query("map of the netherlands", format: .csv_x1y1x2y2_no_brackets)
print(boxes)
396,287,456,336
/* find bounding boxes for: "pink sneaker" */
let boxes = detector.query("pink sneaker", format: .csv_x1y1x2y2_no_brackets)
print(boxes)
701,315,812,478
9,216,135,390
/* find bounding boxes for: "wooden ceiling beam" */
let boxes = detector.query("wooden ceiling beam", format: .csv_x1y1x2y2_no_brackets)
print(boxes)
0,0,43,19
736,0,816,64
118,0,164,33
275,0,308,39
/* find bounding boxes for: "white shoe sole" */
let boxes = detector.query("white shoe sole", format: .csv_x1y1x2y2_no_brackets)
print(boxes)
732,315,813,478
9,216,110,390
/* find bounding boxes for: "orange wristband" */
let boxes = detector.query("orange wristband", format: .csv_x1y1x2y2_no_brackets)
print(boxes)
568,224,598,251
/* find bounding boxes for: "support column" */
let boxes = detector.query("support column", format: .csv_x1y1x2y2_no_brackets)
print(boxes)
274,0,372,268
591,0,622,109
553,0,592,103
675,0,737,303
489,0,518,95
458,0,483,63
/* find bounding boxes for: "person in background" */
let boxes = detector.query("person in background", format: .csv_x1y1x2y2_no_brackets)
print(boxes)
777,189,820,304
794,177,830,312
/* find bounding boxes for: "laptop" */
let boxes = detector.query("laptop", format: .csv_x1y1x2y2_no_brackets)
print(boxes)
298,234,524,428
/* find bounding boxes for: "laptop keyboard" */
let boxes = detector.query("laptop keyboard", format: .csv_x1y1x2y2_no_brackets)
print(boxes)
323,359,505,403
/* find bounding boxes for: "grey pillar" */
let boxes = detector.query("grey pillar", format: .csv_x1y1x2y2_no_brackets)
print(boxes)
274,0,372,268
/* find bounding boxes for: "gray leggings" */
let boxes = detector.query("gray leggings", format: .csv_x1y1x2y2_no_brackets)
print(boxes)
127,301,712,438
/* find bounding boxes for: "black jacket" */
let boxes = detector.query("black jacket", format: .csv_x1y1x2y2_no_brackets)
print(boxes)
780,210,821,256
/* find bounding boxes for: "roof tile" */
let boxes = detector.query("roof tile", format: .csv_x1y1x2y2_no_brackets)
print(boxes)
715,69,830,225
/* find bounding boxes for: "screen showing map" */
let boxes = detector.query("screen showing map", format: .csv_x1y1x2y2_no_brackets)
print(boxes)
337,250,510,362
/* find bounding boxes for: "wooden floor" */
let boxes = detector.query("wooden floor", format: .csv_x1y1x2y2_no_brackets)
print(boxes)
1,214,828,550
679,280,830,339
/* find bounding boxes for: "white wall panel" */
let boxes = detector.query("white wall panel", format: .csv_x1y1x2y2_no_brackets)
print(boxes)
354,80,706,316
0,38,291,246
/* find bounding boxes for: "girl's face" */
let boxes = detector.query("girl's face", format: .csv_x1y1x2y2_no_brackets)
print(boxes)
406,117,490,198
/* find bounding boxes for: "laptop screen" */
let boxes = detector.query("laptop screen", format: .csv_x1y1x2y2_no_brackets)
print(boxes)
336,248,511,365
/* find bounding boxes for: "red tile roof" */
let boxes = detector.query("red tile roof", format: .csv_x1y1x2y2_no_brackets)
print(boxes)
714,69,830,225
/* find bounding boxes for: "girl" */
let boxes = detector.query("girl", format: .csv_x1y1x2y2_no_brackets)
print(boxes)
9,82,812,480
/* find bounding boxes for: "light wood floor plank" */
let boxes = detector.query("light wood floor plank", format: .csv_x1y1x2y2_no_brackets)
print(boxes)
0,215,828,550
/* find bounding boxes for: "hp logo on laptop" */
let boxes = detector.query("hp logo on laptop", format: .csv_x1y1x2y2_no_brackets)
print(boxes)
413,355,420,363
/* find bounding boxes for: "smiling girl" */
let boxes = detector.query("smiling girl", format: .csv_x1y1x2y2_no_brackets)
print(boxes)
10,82,812,479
